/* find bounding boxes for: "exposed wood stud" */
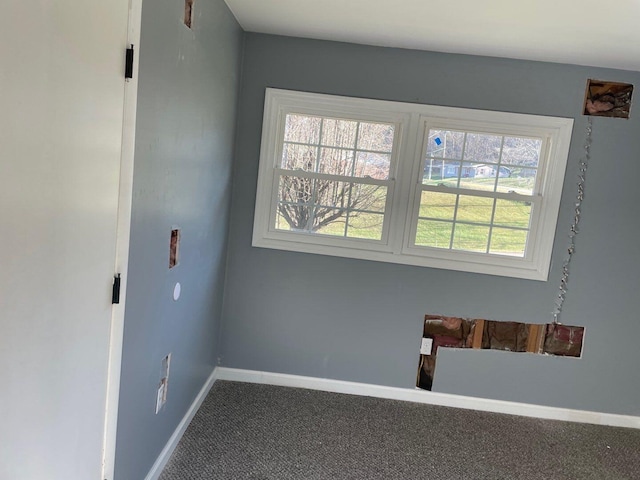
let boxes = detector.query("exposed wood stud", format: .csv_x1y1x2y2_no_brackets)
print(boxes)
472,319,485,349
526,324,545,353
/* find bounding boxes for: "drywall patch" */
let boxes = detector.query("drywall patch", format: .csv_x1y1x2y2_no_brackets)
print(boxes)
583,79,633,119
184,0,194,29
169,228,180,268
416,315,585,390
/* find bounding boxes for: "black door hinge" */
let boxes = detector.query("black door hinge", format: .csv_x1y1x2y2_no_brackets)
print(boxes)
125,45,134,79
112,274,121,304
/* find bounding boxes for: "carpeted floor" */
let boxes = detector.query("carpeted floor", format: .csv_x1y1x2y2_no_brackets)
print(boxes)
159,381,640,480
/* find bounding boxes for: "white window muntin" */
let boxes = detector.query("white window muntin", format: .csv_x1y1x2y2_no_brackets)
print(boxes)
253,89,573,280
405,118,551,257
407,186,541,255
267,169,396,249
257,92,409,252
401,115,569,278
267,116,399,249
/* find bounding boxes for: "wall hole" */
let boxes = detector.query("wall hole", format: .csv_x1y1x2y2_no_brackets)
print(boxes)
184,0,194,29
156,353,171,414
583,79,633,119
169,228,180,268
417,315,585,391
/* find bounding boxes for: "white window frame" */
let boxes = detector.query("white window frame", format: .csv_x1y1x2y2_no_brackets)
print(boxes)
253,88,574,281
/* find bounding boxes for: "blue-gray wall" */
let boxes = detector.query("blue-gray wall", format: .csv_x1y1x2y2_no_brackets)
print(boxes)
114,1,242,478
221,34,640,416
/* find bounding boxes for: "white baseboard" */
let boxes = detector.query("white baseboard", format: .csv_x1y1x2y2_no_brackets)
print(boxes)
145,365,640,479
215,367,640,430
144,368,219,480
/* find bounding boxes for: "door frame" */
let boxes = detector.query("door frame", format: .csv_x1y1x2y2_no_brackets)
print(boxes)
101,0,143,478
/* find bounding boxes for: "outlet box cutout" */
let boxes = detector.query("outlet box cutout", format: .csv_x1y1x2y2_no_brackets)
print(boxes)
184,0,194,29
169,228,180,269
417,315,584,391
583,79,633,119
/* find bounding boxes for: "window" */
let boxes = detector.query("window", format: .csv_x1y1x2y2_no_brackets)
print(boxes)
253,89,573,280
276,115,394,241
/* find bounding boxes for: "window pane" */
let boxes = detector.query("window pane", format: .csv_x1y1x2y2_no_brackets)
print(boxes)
354,152,390,179
284,114,321,144
419,191,456,220
502,137,542,168
422,159,462,186
456,195,494,224
315,181,387,212
278,176,387,232
278,175,313,207
276,202,312,231
357,122,394,152
352,184,387,212
472,163,498,180
415,220,453,248
426,129,464,159
314,209,347,237
464,133,502,163
318,148,355,176
314,180,351,208
452,224,490,252
489,228,527,256
496,168,537,195
346,212,384,240
281,143,317,171
457,162,498,192
321,118,358,148
493,199,532,228
275,210,293,231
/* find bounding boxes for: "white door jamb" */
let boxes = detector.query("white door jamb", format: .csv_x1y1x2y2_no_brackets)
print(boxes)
101,0,143,478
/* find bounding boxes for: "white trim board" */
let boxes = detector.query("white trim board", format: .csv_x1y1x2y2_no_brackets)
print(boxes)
144,369,218,480
100,0,143,477
216,367,640,430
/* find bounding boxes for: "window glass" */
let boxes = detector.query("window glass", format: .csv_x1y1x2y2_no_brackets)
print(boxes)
275,114,395,242
254,89,573,280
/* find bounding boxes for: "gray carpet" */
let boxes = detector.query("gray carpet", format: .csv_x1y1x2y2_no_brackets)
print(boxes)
159,381,640,479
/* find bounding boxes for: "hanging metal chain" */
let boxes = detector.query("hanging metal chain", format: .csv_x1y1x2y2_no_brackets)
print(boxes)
552,116,593,325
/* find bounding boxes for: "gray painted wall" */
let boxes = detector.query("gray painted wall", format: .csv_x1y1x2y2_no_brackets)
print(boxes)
221,34,640,416
114,1,242,479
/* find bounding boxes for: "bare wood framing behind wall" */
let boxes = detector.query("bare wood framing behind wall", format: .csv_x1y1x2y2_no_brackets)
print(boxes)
417,315,584,390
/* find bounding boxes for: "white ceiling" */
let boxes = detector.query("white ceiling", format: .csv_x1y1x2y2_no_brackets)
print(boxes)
224,0,640,72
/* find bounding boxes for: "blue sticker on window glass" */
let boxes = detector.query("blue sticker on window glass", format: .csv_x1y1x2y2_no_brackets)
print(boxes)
434,137,442,146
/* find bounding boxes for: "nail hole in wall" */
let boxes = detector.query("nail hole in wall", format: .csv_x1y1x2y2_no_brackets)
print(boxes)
169,228,180,269
184,0,194,29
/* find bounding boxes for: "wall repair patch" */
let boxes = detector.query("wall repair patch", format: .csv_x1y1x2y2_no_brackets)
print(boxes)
583,79,633,119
